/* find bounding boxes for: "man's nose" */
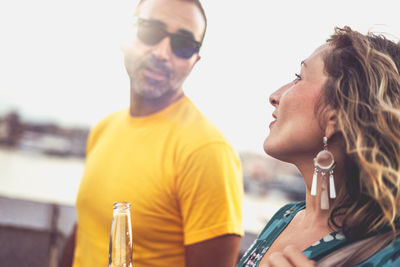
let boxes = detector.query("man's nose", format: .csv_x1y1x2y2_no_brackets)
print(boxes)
151,37,172,61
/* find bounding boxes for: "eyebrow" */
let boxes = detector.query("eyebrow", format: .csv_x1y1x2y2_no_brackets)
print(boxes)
143,18,165,27
177,29,196,40
301,60,308,67
143,18,197,41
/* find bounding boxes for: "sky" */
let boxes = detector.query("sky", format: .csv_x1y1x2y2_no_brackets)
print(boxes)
0,0,399,155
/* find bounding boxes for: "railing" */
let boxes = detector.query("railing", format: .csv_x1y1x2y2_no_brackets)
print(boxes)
0,196,257,266
0,196,76,267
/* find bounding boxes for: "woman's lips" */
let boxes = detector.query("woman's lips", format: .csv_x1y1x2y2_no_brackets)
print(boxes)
269,113,277,129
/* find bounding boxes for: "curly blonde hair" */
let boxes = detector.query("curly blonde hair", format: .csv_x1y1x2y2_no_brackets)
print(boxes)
322,27,400,240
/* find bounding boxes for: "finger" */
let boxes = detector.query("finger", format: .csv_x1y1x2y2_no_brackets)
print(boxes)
282,245,315,267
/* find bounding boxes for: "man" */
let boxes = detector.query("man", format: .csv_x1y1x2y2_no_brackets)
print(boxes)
64,0,244,266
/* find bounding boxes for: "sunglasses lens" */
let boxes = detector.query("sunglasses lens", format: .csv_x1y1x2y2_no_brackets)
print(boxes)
137,24,165,46
171,36,199,59
136,18,200,59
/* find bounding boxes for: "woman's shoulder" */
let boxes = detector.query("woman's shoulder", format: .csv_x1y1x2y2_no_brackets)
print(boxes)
318,232,400,266
272,201,305,219
258,201,305,238
360,236,400,266
271,201,305,220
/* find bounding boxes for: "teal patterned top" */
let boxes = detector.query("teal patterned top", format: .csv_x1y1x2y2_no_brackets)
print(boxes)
237,201,400,267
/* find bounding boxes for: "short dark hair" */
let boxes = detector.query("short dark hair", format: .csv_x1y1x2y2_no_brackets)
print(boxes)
136,0,207,43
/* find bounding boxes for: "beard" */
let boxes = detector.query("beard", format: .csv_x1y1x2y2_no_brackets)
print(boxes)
126,54,178,100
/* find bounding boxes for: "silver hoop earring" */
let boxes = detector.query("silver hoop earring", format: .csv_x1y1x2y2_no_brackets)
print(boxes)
310,136,336,210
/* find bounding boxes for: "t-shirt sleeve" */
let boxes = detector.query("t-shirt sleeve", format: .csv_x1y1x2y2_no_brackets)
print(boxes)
176,142,244,245
85,113,116,155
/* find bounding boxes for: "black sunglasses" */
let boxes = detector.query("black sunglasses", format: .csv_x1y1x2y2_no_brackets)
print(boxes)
135,18,202,59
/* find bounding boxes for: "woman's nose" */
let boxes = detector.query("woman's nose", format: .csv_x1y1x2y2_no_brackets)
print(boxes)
269,82,291,106
269,89,280,107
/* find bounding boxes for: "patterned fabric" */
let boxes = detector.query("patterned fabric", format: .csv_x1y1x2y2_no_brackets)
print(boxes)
237,201,400,267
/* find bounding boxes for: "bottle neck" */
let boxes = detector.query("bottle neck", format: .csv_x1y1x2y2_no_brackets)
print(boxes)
109,202,133,267
113,202,131,215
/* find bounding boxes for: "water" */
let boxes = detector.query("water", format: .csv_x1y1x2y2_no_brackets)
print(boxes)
0,148,84,205
0,148,287,233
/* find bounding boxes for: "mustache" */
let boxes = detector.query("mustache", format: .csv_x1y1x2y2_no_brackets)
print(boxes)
140,55,172,78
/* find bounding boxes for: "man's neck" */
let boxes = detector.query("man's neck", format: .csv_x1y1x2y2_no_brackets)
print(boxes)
130,90,185,117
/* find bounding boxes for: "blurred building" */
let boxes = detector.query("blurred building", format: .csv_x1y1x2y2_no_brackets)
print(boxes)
0,111,89,158
0,111,23,146
240,152,306,201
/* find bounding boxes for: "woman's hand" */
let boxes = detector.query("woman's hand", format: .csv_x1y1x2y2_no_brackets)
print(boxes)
259,245,315,267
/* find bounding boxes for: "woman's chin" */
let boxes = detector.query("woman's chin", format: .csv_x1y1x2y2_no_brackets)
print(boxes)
263,139,275,157
263,139,287,162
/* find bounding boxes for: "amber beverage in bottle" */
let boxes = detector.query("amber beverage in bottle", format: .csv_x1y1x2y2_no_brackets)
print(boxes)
108,202,133,267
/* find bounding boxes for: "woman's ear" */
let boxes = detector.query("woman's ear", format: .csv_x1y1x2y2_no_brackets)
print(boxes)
324,109,338,139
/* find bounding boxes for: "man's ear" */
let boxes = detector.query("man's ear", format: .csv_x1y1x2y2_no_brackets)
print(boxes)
187,54,201,73
324,109,338,139
194,54,201,64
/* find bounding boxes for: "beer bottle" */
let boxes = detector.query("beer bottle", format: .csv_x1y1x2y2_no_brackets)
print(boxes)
108,202,133,267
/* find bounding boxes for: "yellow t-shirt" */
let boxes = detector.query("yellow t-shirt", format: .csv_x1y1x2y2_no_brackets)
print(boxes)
73,97,244,267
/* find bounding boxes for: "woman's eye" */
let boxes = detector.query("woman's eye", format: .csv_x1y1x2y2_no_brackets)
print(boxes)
294,73,302,80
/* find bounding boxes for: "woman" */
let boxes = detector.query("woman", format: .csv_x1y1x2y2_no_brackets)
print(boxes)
237,27,400,267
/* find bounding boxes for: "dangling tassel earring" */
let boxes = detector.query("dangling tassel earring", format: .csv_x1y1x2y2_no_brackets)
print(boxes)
310,136,336,210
